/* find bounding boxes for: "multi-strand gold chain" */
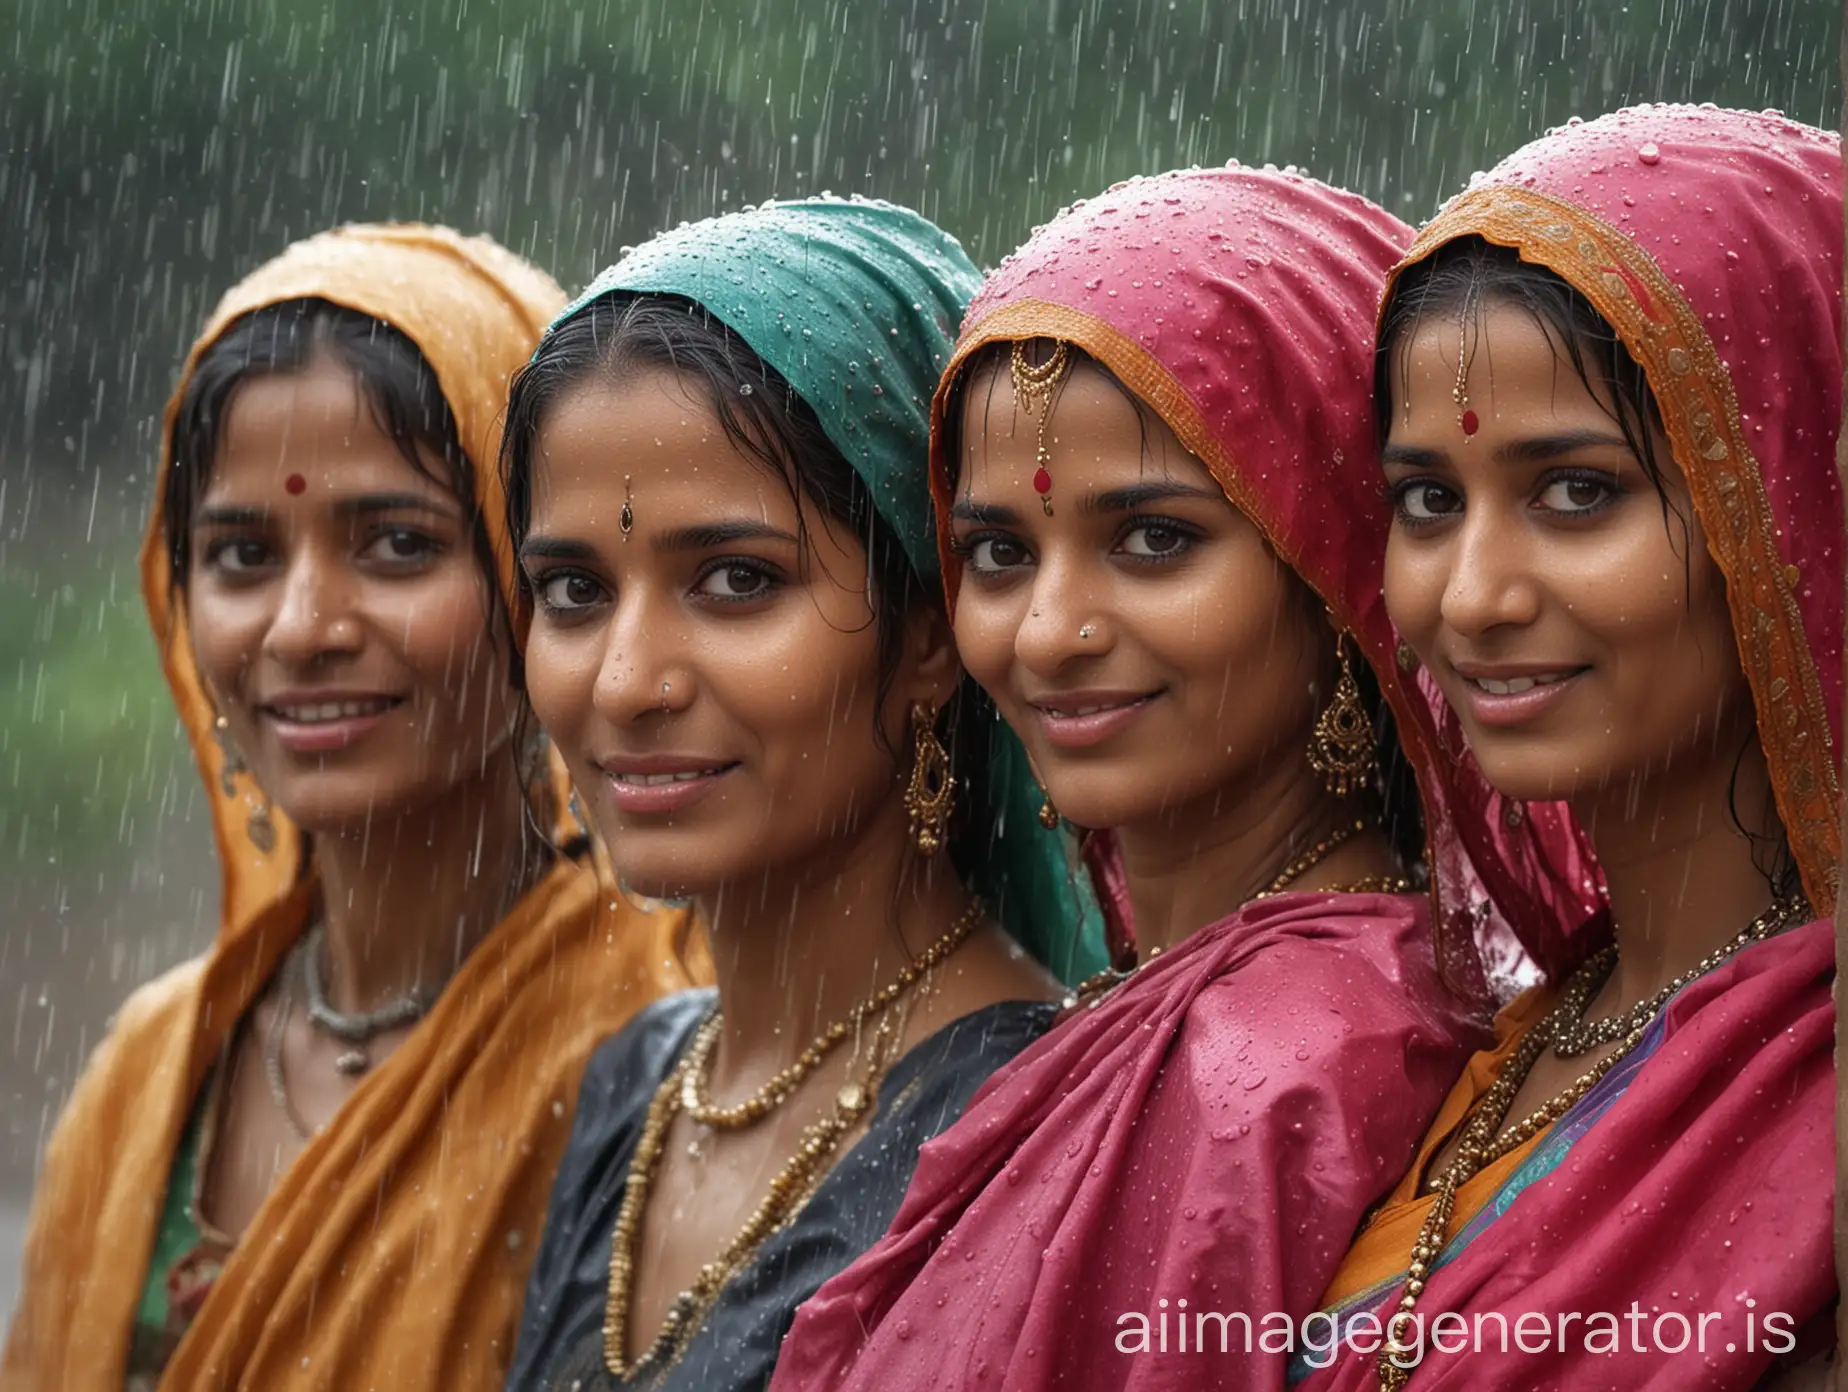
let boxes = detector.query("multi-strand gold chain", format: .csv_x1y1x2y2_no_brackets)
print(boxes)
678,900,982,1127
602,901,981,1379
1066,819,1415,1006
1377,894,1805,1390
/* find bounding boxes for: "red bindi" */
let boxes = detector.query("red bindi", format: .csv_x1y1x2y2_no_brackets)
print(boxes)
285,473,307,495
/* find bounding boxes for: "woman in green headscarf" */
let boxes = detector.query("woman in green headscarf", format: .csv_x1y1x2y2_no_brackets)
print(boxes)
498,197,1103,1392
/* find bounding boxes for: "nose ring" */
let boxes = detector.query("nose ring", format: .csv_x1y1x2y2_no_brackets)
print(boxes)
1077,624,1097,640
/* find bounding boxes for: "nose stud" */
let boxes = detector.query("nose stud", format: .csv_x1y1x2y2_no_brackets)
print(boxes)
1077,624,1097,640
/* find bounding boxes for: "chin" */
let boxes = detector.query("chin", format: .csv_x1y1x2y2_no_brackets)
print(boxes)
1041,771,1176,837
1459,737,1600,806
265,767,475,836
600,834,741,903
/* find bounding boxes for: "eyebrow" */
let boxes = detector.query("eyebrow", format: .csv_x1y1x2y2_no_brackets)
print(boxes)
948,498,1024,526
191,492,460,529
655,520,798,551
1493,429,1633,465
334,491,461,521
1381,430,1633,471
518,518,799,564
949,482,1223,525
519,536,599,563
192,505,270,529
1079,482,1226,514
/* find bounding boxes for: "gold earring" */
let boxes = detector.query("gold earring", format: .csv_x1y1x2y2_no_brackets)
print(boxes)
905,701,955,856
213,714,277,853
1037,792,1060,831
1308,634,1378,799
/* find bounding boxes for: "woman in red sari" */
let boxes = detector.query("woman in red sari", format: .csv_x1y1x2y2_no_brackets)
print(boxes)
773,167,1593,1392
1296,105,1839,1390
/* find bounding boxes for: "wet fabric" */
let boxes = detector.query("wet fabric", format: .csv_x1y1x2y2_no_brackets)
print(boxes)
1,224,703,1392
546,196,1105,983
1314,988,1558,1311
771,165,1583,1392
507,991,1057,1392
1294,104,1841,1390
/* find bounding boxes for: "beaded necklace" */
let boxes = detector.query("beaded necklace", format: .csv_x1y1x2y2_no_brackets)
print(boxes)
1064,819,1415,1007
1376,894,1805,1390
601,900,982,1379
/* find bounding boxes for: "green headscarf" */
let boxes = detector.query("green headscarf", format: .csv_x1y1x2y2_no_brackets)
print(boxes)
549,197,1104,983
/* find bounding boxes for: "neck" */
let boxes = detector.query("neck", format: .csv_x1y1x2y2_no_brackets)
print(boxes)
1113,746,1393,956
695,795,974,1086
1572,735,1784,1012
313,748,540,1010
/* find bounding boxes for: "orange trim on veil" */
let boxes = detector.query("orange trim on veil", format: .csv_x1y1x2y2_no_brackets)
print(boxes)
1390,186,1840,915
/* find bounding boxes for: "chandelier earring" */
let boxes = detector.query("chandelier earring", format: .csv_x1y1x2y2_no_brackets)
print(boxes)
904,701,956,856
213,713,277,853
1306,633,1378,799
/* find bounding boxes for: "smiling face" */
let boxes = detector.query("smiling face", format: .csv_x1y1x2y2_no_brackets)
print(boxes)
946,353,1331,833
518,367,955,899
185,357,519,833
1381,300,1755,806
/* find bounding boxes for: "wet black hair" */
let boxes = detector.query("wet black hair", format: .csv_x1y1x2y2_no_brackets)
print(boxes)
941,339,1426,869
164,297,493,597
1377,237,1795,894
500,291,931,755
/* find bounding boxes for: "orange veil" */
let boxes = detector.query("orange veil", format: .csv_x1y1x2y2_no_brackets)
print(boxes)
2,225,702,1390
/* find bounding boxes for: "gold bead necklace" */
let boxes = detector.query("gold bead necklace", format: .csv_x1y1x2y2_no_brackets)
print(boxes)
1376,893,1804,1391
1066,819,1413,1006
680,900,982,1128
602,901,980,1379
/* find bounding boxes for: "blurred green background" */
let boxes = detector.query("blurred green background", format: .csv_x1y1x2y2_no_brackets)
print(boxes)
0,0,1838,1303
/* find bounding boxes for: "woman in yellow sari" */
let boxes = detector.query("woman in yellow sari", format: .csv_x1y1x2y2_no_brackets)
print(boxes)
2,224,698,1391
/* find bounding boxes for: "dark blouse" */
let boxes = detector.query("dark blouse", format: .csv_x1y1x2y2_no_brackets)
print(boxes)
507,988,1057,1392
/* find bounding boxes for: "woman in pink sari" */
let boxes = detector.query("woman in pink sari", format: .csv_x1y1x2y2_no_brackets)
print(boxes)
1295,105,1839,1390
772,167,1593,1392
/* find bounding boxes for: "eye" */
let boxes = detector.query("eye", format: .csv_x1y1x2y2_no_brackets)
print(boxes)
362,528,440,565
695,561,775,601
1392,480,1462,525
203,537,275,574
964,535,1033,575
1117,521,1193,559
1535,474,1617,515
536,570,607,613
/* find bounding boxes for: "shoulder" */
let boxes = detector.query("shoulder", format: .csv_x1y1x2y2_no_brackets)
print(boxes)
110,954,211,1037
575,988,715,1108
877,999,1058,1128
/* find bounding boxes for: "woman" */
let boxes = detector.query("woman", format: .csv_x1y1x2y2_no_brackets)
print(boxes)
1296,105,1838,1388
1,225,699,1391
500,197,1100,1392
774,166,1590,1392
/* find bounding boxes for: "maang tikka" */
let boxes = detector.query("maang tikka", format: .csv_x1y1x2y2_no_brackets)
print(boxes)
1451,288,1479,439
1010,339,1071,515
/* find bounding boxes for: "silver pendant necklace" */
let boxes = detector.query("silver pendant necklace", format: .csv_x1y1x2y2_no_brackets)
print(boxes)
300,922,439,1075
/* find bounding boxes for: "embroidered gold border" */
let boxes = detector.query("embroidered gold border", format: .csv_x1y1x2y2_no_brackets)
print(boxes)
927,298,1466,979
1393,188,1840,914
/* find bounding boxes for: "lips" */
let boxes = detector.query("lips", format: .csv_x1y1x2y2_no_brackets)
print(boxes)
1027,689,1162,751
258,694,405,754
596,758,740,815
1450,665,1588,729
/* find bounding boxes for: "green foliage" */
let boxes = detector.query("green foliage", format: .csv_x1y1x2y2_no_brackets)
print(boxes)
0,559,189,875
